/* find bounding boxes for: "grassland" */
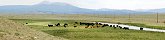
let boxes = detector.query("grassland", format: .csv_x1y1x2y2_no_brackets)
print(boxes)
11,19,165,40
1,14,165,40
3,14,165,29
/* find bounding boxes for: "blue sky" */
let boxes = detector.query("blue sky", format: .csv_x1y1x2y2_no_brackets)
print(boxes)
0,0,165,10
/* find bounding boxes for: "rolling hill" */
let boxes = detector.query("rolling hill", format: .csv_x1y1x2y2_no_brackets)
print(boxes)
0,1,155,14
135,8,165,13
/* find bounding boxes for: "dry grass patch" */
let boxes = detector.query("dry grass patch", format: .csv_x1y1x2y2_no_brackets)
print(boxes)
0,18,66,40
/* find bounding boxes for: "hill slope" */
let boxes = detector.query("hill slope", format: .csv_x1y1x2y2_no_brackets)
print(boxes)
0,2,151,14
0,17,66,40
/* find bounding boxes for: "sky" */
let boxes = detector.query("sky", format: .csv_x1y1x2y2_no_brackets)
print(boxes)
0,0,165,10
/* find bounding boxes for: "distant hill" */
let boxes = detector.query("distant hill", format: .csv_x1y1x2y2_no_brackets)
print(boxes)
0,1,163,14
135,8,165,13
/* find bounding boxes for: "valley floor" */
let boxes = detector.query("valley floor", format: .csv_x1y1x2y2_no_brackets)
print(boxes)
1,14,165,40
11,19,165,40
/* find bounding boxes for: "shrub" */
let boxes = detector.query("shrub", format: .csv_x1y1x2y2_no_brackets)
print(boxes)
15,33,20,36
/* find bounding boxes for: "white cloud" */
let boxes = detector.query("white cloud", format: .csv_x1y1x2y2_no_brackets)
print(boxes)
0,0,165,10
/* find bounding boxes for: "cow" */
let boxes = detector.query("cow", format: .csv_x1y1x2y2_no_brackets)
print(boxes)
80,22,93,25
80,22,85,25
112,25,116,29
74,26,77,28
64,23,68,28
75,22,78,24
109,25,112,27
48,24,53,27
98,23,103,25
26,23,28,24
56,23,60,26
79,22,97,28
123,27,129,30
80,22,95,26
85,24,90,28
119,26,122,29
116,25,119,27
102,24,109,27
140,27,143,30
112,25,116,27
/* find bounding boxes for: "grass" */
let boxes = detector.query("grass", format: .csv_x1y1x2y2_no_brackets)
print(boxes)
14,33,20,36
5,14,165,26
41,27,165,40
11,19,165,40
0,30,5,37
0,18,66,40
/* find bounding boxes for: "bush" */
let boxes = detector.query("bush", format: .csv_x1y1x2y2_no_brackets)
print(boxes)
15,33,20,36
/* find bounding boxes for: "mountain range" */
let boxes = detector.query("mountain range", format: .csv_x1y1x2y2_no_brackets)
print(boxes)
0,1,165,14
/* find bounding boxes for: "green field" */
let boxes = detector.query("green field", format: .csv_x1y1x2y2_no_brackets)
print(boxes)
11,19,165,40
5,14,165,29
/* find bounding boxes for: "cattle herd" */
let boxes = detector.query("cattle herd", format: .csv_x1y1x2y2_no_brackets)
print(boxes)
46,22,137,30
25,22,143,30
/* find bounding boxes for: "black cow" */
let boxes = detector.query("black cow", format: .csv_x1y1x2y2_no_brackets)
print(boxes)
26,23,28,24
119,26,122,29
110,25,112,27
75,22,78,24
123,27,129,30
98,23,103,25
80,22,92,25
48,24,53,27
80,22,86,25
112,25,116,27
64,23,68,28
56,23,60,26
102,24,109,27
116,25,119,27
80,22,95,26
79,22,96,28
140,28,143,30
74,26,77,28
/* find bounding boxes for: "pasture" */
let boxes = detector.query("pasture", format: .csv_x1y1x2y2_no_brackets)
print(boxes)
11,19,165,40
5,14,165,29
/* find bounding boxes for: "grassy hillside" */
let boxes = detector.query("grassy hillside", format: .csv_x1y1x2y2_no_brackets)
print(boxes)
11,19,165,40
0,18,66,40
